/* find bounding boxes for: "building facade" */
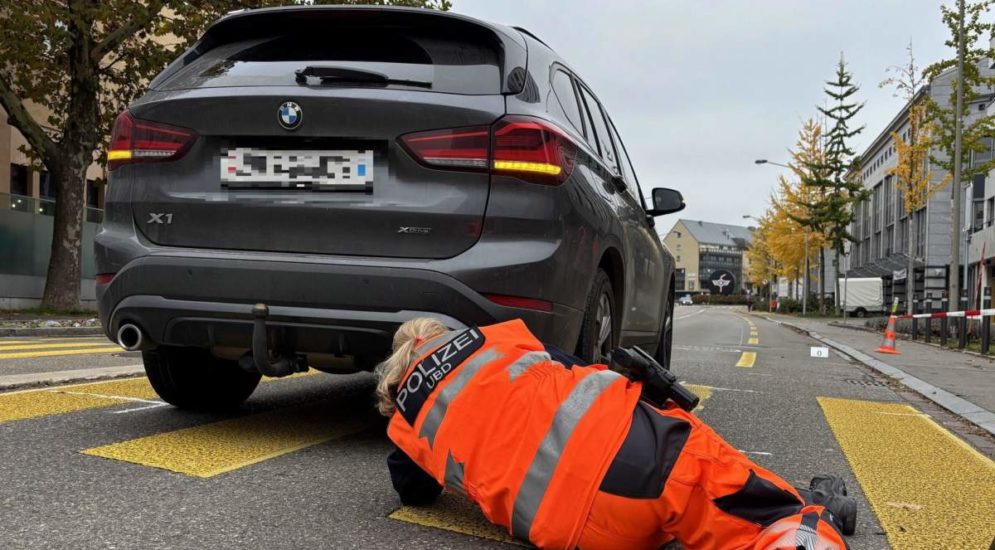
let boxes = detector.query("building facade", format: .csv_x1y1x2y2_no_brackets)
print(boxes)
663,219,753,295
845,58,995,310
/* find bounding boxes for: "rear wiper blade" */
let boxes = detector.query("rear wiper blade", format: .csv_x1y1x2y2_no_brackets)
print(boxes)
295,66,432,89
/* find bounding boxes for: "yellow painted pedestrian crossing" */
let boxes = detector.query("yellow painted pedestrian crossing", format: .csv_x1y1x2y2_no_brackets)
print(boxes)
0,371,317,425
0,378,158,424
0,338,123,360
819,397,995,550
0,341,113,352
84,403,375,478
390,493,524,546
0,346,123,360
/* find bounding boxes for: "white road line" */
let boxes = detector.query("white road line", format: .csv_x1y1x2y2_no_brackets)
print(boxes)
111,403,170,414
55,390,164,405
739,450,773,456
675,308,706,320
678,382,763,394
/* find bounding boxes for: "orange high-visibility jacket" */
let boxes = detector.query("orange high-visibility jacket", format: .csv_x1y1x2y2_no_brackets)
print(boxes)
387,319,642,549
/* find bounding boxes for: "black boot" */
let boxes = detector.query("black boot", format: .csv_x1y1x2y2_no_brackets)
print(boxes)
805,475,857,536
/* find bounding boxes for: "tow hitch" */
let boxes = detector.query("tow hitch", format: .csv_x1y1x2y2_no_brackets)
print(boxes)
240,303,309,377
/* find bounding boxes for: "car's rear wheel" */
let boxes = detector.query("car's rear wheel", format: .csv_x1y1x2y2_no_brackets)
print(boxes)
655,291,674,370
576,269,616,364
143,346,261,411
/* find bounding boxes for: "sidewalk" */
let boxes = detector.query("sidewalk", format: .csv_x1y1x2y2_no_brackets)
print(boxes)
758,312,995,437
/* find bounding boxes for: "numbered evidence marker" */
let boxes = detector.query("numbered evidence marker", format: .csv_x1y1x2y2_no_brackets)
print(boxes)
810,346,830,358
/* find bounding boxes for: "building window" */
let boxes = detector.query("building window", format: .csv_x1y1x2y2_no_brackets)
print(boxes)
39,171,56,199
676,231,681,238
10,164,29,196
988,197,994,227
974,199,985,232
676,255,681,262
915,210,926,259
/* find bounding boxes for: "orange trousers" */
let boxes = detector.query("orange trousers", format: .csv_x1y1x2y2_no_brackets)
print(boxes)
576,405,847,550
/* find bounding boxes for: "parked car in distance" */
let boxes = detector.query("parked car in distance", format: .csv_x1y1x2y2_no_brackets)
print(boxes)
678,295,694,306
95,5,686,410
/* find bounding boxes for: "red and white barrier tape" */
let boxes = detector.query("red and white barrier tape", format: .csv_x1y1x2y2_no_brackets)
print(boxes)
896,308,995,320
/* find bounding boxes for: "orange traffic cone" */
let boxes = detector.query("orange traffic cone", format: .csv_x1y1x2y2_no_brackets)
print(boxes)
876,315,901,355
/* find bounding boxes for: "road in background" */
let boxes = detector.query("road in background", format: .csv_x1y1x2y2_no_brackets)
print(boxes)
0,306,992,549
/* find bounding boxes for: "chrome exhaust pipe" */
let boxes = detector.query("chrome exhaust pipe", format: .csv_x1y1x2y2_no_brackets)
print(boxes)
117,323,150,351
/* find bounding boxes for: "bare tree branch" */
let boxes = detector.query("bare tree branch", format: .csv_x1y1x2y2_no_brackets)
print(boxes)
89,4,160,63
0,72,59,163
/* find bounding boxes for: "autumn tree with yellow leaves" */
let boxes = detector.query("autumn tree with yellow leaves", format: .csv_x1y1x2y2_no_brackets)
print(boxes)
746,216,777,301
747,119,831,312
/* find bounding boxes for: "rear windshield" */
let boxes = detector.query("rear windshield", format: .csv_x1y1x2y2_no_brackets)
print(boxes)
157,29,502,94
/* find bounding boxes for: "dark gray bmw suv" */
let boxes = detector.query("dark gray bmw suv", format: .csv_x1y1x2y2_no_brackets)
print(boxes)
95,6,685,410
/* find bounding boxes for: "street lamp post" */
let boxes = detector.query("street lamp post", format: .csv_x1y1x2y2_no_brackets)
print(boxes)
754,159,808,315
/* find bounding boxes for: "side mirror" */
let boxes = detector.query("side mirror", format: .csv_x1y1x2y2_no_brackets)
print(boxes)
647,188,685,216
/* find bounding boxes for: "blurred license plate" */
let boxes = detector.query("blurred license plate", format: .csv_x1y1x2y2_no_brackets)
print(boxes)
221,148,374,190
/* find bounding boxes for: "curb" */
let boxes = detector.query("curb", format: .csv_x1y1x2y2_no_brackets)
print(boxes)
0,365,144,392
0,327,104,337
765,316,995,437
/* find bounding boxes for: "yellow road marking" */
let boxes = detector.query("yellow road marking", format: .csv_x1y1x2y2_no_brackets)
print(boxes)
0,346,123,360
0,341,116,352
818,397,995,549
735,351,756,367
747,336,759,345
83,403,374,477
390,492,524,546
0,378,159,424
0,370,320,425
684,383,714,411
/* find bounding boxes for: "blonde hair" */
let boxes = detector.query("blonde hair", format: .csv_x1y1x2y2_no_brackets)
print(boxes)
375,317,448,416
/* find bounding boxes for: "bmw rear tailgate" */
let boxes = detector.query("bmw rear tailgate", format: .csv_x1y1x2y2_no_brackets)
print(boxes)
114,7,527,260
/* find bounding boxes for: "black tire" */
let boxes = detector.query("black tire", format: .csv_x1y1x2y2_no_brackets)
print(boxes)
143,346,261,411
655,290,674,370
575,269,616,364
855,308,866,318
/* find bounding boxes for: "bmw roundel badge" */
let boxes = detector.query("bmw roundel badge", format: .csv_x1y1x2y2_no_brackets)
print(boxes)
278,101,302,130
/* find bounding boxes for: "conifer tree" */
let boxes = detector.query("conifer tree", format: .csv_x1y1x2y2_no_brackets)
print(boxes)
807,55,869,311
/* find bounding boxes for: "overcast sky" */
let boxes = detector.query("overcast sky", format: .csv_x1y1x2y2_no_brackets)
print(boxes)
454,0,959,235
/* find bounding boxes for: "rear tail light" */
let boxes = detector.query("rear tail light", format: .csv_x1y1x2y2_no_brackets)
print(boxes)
95,273,116,285
107,111,197,170
399,116,576,185
399,126,490,170
491,117,575,184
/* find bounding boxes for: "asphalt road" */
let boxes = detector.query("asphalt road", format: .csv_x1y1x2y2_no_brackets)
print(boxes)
0,307,992,549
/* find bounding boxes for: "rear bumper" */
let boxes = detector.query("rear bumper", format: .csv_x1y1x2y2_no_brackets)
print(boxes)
97,254,580,358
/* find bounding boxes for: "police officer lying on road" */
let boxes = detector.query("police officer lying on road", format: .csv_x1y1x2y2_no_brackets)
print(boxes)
377,318,856,550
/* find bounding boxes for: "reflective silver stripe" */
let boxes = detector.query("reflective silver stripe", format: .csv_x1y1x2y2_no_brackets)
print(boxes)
418,348,503,447
506,351,551,381
413,330,460,360
511,369,621,540
444,451,467,496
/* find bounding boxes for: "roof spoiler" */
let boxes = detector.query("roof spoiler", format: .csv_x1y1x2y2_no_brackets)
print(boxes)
149,6,529,95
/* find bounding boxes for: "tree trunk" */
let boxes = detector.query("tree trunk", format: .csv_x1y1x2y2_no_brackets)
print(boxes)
819,248,827,314
834,249,841,315
39,4,101,311
907,215,915,314
40,158,87,311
